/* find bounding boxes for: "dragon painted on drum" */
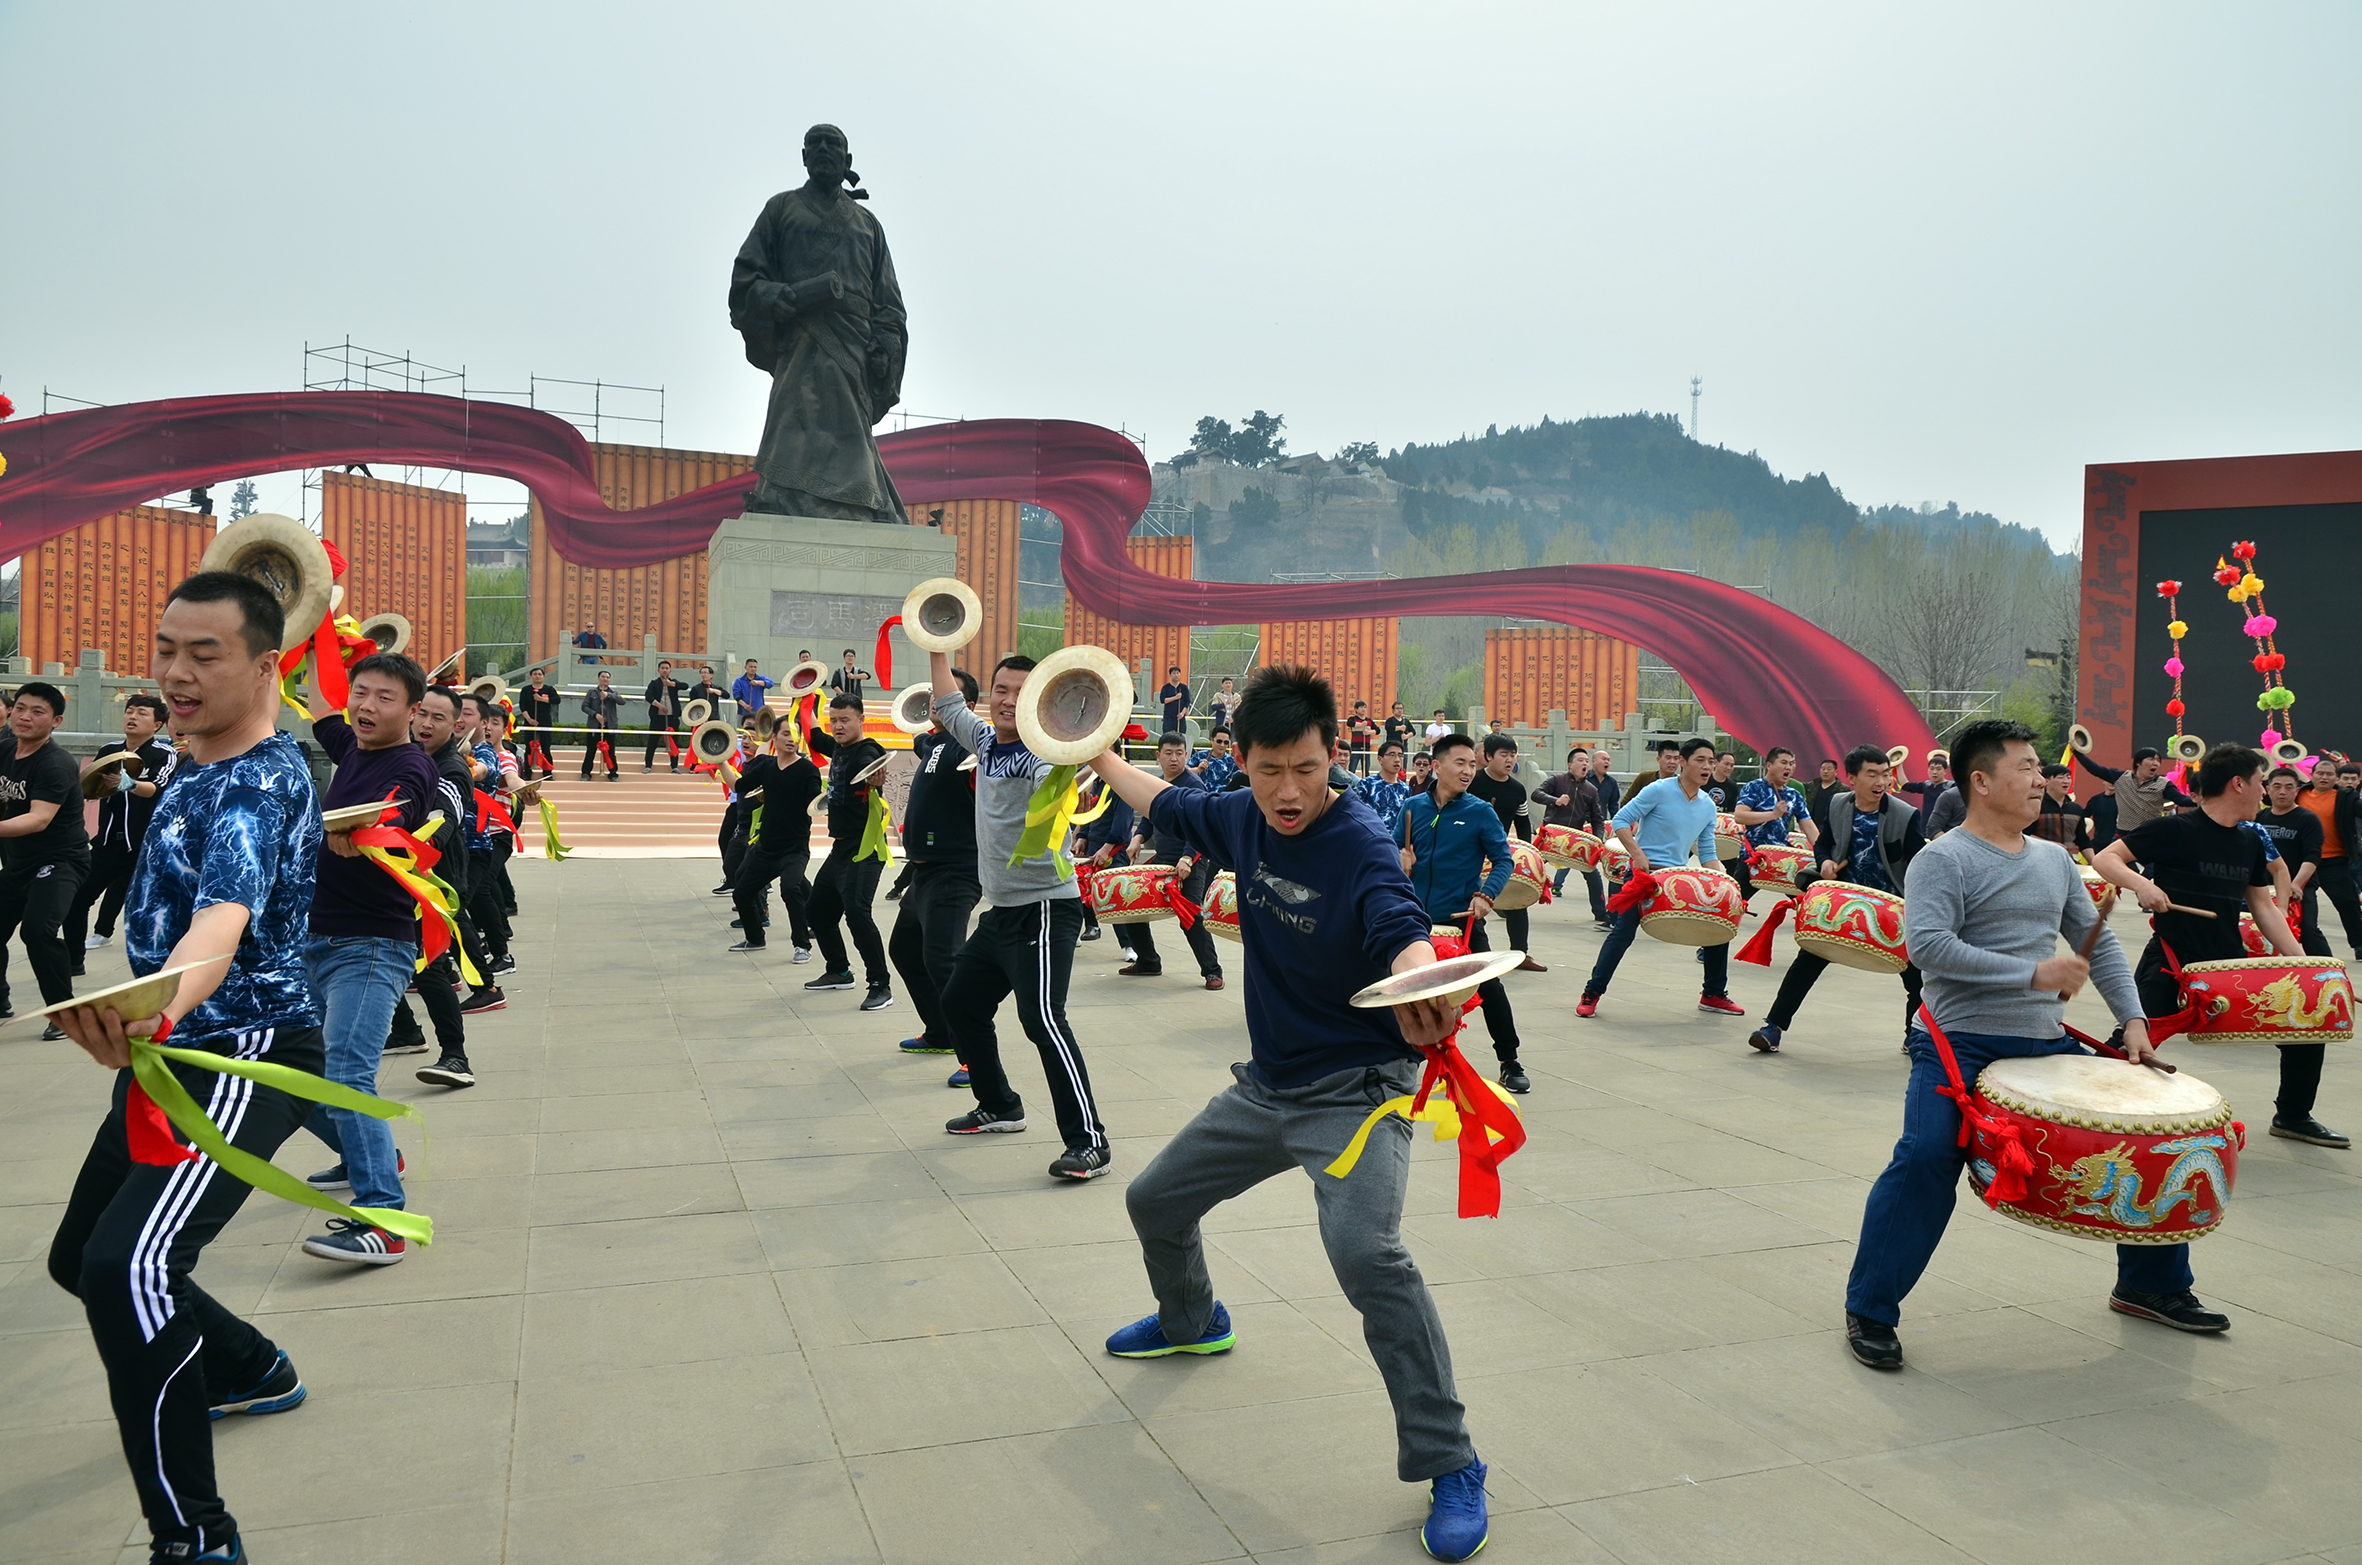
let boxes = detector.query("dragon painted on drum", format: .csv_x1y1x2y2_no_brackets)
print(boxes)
0,396,1936,763
1797,885,1905,947
2053,1133,2235,1232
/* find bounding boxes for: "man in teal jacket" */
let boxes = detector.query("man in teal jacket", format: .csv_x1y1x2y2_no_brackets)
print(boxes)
1398,733,1528,1093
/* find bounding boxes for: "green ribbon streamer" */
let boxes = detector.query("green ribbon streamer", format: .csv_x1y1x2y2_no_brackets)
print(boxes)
1008,763,1083,881
131,1040,435,1245
855,787,893,863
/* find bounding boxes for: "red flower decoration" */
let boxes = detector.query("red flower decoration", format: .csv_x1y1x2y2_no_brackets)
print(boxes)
2166,699,2186,717
2252,654,2269,672
2233,540,2257,560
2155,580,2181,597
2214,565,2242,585
2267,652,2286,671
0,392,15,421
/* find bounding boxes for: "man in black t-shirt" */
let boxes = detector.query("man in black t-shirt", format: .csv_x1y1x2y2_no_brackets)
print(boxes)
643,660,685,772
1467,733,1543,972
0,681,93,1029
1346,701,1377,775
66,692,179,971
2255,767,2331,959
1158,667,1191,733
514,668,561,778
2097,744,2344,1149
804,695,894,1007
726,725,822,955
1381,701,1413,755
889,668,981,1065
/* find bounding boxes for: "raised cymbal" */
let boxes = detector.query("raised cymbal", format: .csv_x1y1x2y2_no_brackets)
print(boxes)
322,801,398,833
1348,951,1525,1010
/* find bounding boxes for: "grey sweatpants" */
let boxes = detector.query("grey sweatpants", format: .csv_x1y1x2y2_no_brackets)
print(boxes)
1124,1057,1476,1482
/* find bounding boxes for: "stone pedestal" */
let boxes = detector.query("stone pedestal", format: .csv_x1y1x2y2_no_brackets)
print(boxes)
706,512,957,692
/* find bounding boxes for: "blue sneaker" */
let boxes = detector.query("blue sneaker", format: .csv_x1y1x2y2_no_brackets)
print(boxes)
946,1064,971,1088
208,1349,305,1420
150,1529,246,1562
1422,1457,1489,1561
1105,1301,1236,1358
901,1034,954,1054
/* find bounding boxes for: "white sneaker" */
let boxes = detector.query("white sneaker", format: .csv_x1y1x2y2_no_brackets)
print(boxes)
792,946,814,964
85,934,111,950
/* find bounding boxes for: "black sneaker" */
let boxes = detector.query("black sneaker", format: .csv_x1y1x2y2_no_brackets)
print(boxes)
860,985,894,1012
304,1152,405,1192
417,1054,475,1088
490,954,517,975
2270,1116,2351,1149
2109,1286,2230,1333
1080,926,1101,941
729,938,767,953
208,1348,305,1419
729,916,770,929
803,970,857,992
383,1033,432,1056
1498,1062,1531,1095
947,1107,1027,1134
41,1023,67,1042
457,987,507,1015
1845,1311,1903,1369
712,883,734,896
1050,1145,1112,1180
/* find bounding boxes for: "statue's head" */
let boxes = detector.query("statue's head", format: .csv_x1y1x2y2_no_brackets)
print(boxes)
803,124,855,189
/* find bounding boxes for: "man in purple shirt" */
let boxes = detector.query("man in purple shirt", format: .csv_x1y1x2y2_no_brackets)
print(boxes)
296,654,443,1264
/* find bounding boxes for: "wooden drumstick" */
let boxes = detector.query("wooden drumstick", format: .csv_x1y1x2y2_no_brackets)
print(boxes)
2081,889,2180,1072
2165,903,2218,919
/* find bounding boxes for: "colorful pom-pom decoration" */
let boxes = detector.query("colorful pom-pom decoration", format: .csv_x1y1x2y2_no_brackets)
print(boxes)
2165,657,2186,677
0,392,15,421
2156,580,2182,597
2166,699,2186,717
2233,541,2257,560
2168,619,2189,639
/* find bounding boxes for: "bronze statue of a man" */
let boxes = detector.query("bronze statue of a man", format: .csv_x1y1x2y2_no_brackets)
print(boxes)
729,124,909,523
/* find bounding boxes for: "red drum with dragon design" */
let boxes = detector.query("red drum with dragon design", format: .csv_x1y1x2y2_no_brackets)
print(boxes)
1791,881,1909,973
1201,871,1241,943
1635,867,1745,946
1535,824,1601,870
2176,957,2355,1044
1964,1054,2241,1243
1750,843,1811,897
1086,863,1177,924
1713,813,1746,861
1488,840,1552,912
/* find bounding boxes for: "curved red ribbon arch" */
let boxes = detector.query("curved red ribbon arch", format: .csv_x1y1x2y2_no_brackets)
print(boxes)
0,393,1931,761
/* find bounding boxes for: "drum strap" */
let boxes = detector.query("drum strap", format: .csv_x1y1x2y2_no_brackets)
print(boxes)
2141,939,2207,1045
1916,1005,2038,1208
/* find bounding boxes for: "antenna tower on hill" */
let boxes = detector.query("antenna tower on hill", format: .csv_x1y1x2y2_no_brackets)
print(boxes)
1689,376,1702,439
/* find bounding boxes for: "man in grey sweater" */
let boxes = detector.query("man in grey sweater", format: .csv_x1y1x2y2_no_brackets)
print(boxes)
1843,719,2219,1372
929,649,1111,1181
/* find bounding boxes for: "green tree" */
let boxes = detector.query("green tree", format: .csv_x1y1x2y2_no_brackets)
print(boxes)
1338,440,1379,466
1189,416,1233,459
1232,410,1287,468
227,479,259,520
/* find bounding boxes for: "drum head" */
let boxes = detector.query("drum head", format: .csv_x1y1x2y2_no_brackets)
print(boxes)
1794,932,1909,974
1492,880,1540,912
1641,911,1740,946
1978,1053,2228,1131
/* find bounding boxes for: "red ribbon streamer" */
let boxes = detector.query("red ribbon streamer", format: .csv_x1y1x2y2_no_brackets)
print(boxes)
1919,1005,2036,1208
1734,896,1797,966
1162,876,1203,930
126,1014,192,1166
874,615,900,691
1605,868,1659,916
1409,1037,1529,1219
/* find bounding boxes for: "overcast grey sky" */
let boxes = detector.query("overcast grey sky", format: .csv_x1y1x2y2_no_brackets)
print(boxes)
3,3,2355,546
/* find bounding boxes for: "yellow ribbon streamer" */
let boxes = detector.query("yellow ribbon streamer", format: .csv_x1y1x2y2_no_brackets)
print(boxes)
1013,764,1086,878
1324,1077,1521,1182
855,787,893,863
356,811,483,987
132,1039,434,1245
537,795,570,860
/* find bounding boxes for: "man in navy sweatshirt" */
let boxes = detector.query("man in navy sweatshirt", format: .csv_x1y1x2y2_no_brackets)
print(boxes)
1082,664,1493,1563
297,653,443,1264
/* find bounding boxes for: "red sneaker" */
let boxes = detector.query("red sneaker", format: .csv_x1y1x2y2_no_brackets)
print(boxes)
1698,994,1745,1016
1575,993,1599,1018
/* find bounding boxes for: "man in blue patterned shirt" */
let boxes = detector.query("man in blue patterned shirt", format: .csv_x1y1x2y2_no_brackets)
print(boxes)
1736,747,1818,855
1356,738,1413,837
46,572,325,1565
1190,726,1239,792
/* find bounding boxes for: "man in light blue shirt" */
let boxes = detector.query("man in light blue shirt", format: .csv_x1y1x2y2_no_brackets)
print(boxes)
1579,737,1743,1019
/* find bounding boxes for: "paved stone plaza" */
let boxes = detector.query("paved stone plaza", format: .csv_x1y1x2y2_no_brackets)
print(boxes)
5,855,2361,1564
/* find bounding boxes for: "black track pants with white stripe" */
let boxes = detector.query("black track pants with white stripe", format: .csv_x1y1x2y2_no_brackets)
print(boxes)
47,1026,322,1548
941,899,1106,1151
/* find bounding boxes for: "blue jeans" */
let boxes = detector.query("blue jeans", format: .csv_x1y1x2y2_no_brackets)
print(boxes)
303,935,416,1211
1584,906,1728,999
1846,1028,2192,1325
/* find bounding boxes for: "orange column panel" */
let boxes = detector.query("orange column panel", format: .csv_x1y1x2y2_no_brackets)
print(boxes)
21,504,217,676
1256,616,1397,711
1481,627,1643,728
322,472,470,678
1065,537,1193,683
527,441,740,664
